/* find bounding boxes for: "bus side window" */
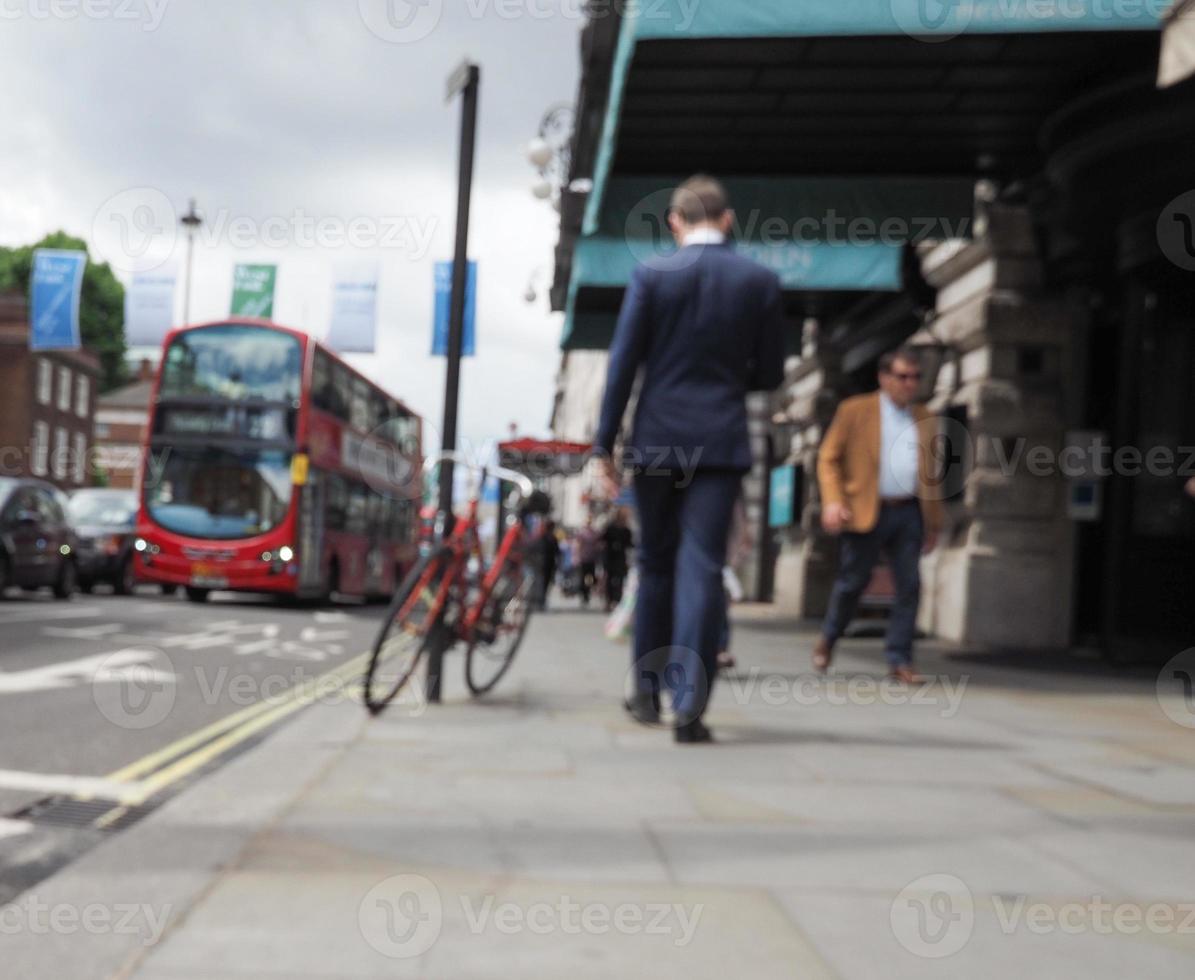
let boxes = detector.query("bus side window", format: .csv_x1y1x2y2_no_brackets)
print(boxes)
312,349,333,414
347,481,368,536
331,365,351,422
327,474,347,532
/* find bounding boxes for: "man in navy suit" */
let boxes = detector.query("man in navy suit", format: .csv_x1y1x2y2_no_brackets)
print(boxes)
596,175,787,743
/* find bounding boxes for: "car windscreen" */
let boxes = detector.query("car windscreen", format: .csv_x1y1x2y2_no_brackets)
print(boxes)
68,491,137,528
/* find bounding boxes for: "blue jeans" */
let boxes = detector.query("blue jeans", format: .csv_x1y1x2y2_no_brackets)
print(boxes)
821,501,923,667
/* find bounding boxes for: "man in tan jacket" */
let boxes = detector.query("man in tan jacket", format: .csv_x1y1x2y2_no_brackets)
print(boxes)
814,347,943,682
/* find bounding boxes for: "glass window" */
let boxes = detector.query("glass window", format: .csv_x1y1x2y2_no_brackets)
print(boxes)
68,489,138,528
331,365,351,421
53,426,68,479
144,446,293,540
159,325,302,402
57,367,72,411
326,473,347,532
31,422,48,476
312,348,334,414
36,360,52,405
73,432,86,484
95,422,111,439
350,378,371,432
75,376,90,417
35,488,65,525
347,482,368,535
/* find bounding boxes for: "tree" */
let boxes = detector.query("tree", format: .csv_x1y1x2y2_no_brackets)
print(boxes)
0,231,127,392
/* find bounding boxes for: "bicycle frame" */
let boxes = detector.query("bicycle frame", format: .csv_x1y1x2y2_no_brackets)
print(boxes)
396,454,534,642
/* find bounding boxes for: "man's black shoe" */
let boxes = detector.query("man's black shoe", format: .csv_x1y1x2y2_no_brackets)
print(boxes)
674,719,713,744
623,693,661,725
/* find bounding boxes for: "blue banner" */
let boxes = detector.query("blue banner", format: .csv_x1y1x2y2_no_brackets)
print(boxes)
30,249,87,351
432,260,476,357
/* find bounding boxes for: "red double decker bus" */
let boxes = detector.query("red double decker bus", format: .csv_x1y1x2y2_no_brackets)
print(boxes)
133,320,422,603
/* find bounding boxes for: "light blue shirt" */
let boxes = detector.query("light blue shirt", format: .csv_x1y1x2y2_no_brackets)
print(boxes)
878,393,920,498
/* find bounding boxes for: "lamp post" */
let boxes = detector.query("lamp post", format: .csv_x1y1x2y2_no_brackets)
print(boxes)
427,59,480,705
180,198,202,327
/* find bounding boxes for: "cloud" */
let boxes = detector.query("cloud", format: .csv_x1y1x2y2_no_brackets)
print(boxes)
0,0,580,445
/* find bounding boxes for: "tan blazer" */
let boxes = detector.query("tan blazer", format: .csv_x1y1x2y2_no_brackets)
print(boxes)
816,392,943,535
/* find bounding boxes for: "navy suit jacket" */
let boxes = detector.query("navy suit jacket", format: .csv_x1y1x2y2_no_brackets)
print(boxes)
596,243,787,472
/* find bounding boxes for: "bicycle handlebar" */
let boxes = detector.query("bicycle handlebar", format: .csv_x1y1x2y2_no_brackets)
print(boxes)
423,450,536,501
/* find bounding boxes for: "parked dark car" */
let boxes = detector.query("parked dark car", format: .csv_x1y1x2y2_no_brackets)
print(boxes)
0,477,79,599
67,488,142,594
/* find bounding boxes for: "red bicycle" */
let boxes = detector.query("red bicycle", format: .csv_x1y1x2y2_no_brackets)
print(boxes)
364,452,546,713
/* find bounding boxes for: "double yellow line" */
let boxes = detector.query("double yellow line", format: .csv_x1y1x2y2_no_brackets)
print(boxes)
96,650,372,822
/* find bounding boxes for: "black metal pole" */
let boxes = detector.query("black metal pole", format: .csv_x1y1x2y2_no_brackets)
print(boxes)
427,62,479,705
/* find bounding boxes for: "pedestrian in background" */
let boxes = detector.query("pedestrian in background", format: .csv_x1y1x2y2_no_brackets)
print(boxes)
575,517,600,607
814,346,943,683
601,508,634,611
534,518,561,611
597,175,787,744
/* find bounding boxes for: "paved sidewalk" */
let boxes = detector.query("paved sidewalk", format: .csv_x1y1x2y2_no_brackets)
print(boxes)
4,605,1195,978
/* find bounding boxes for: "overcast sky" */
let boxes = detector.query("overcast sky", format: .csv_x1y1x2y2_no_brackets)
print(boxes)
0,0,583,450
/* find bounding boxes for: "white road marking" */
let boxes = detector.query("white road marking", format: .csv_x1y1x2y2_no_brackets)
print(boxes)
0,649,174,694
42,624,125,640
299,628,349,643
314,611,349,624
160,621,278,650
0,605,103,625
0,818,32,839
0,770,141,803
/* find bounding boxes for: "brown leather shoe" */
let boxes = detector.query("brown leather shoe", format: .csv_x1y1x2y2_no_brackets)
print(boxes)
888,665,923,684
812,635,833,674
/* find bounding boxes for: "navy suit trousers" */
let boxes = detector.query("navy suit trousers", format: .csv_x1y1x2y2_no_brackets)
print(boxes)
631,469,741,723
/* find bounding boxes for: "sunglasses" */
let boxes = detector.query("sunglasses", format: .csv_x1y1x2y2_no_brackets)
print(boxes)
887,371,922,382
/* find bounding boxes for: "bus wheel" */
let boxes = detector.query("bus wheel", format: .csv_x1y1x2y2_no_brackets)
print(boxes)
186,587,210,603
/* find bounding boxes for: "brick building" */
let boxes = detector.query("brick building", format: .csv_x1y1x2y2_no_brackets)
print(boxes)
0,292,101,490
93,359,156,490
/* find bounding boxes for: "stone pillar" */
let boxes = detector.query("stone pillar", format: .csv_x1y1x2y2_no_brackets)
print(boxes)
918,205,1079,650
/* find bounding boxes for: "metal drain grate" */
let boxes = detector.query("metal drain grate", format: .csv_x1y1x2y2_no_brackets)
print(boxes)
13,795,150,833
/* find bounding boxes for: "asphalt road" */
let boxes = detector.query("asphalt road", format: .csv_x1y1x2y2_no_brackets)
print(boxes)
0,584,389,904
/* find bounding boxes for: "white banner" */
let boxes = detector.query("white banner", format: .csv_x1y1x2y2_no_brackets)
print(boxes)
124,266,177,347
326,259,379,353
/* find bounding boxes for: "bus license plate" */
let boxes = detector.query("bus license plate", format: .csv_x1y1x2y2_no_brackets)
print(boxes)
191,563,228,588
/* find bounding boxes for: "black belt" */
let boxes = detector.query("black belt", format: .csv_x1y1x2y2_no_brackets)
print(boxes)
881,496,918,506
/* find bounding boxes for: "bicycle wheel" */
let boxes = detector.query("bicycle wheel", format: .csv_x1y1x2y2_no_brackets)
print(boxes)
364,547,454,715
465,564,533,697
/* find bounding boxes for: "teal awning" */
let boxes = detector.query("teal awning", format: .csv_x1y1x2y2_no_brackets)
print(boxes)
584,0,1169,234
